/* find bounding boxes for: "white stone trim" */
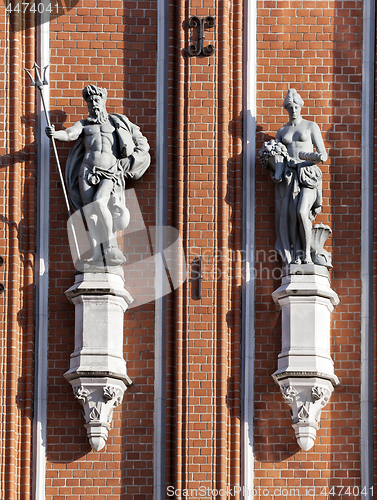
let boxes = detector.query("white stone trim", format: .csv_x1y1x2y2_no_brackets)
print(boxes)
242,0,257,495
154,0,168,499
361,0,375,494
32,17,50,500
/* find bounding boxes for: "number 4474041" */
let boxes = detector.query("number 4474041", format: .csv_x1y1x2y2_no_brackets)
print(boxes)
321,486,374,496
5,3,60,14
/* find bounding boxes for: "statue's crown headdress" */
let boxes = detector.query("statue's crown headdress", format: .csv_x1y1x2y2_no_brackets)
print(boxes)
82,84,107,102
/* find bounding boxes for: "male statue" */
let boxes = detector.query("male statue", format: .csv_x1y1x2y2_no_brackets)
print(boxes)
46,84,150,266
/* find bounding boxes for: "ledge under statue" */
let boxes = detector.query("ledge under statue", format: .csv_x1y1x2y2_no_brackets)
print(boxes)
260,89,339,451
46,84,150,451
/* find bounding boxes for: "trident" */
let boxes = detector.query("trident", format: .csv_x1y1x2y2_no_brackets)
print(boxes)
24,63,82,262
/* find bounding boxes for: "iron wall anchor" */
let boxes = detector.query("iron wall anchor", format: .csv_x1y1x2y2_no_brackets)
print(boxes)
188,16,215,57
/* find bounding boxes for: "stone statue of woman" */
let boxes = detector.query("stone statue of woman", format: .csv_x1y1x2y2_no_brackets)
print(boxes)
260,89,331,266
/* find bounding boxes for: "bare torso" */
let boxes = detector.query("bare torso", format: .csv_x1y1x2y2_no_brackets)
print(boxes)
82,120,117,169
276,119,315,162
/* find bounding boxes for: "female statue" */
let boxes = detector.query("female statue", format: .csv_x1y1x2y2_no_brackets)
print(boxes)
260,89,329,265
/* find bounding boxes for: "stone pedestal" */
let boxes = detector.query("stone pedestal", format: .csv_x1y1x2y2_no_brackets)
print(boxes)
272,264,339,451
64,271,133,451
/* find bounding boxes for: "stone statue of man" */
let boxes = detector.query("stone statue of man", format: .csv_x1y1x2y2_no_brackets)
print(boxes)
46,84,150,266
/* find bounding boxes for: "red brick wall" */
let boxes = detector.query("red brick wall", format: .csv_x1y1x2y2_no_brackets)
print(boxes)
255,0,363,497
165,0,243,496
0,0,373,498
46,1,156,498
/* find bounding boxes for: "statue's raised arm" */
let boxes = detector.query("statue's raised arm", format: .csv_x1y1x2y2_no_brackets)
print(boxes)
46,120,84,143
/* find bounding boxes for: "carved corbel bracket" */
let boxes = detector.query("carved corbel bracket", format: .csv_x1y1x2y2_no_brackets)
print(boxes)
274,375,336,451
70,377,129,451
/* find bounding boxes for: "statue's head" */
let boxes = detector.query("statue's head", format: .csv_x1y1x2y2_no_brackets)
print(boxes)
82,85,108,123
283,89,304,122
83,84,107,103
283,88,304,110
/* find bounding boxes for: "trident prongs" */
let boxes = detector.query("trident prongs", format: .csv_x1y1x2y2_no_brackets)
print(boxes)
24,62,49,90
42,65,49,85
23,61,82,263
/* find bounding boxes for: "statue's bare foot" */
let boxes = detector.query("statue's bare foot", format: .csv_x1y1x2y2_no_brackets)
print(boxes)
83,248,103,265
103,246,127,266
302,257,313,264
293,257,301,264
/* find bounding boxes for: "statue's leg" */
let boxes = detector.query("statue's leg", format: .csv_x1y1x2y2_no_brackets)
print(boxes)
93,181,127,266
297,187,317,264
288,195,299,263
93,179,115,253
78,165,103,261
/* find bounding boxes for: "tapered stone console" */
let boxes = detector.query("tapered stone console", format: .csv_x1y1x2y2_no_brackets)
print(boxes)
272,264,339,451
64,271,133,451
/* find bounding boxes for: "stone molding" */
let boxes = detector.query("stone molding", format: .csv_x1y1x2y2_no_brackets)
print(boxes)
65,271,133,303
272,272,339,307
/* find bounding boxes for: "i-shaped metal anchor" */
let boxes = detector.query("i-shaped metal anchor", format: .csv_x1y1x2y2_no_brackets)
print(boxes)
188,16,215,57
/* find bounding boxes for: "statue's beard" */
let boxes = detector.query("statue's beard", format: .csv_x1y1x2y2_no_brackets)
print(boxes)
85,107,108,124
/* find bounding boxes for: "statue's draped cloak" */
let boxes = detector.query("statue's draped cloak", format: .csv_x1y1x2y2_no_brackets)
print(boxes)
65,113,150,214
274,161,322,264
